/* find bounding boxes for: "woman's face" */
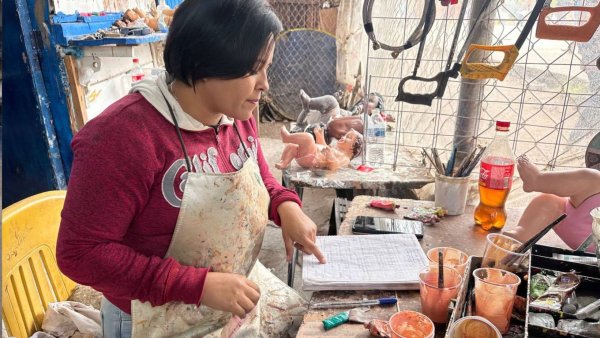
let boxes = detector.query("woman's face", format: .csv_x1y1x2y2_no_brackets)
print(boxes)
194,42,275,121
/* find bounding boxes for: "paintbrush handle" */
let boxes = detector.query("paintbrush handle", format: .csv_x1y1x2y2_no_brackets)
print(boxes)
455,147,478,177
515,213,567,254
501,213,567,266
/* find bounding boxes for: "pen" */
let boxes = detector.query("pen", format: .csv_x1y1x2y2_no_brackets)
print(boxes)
311,297,397,309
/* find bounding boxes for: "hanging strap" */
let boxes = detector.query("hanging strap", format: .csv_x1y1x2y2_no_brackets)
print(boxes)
161,91,253,172
162,92,192,173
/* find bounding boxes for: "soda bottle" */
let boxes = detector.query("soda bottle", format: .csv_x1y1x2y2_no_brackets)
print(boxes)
474,121,515,230
131,58,145,83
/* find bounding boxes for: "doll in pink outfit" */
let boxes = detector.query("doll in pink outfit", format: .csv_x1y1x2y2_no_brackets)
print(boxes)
504,155,600,252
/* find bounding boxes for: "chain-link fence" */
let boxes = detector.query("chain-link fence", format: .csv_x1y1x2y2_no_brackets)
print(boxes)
267,29,338,121
263,0,342,121
363,0,599,173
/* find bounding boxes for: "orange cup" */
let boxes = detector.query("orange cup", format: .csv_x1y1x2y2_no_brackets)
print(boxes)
388,310,435,338
472,268,521,334
426,247,469,276
419,266,463,325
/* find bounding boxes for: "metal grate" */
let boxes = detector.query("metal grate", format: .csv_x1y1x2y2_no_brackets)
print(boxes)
363,0,599,172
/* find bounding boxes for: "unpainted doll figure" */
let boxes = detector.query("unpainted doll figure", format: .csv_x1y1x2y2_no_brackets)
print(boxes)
504,155,600,252
275,126,363,172
294,90,388,142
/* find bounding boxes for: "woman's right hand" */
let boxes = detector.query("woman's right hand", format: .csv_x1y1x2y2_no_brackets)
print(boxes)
200,272,261,317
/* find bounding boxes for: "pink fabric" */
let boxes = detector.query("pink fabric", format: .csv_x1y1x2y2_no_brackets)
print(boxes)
553,193,600,253
57,93,301,314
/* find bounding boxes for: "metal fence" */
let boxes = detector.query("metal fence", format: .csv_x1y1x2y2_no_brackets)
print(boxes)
363,0,599,172
264,0,599,174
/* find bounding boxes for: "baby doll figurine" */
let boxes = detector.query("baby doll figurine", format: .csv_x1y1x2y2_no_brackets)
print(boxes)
275,126,363,172
504,155,600,252
294,90,388,137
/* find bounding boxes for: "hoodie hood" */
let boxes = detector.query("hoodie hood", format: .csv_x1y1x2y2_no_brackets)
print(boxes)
130,71,233,131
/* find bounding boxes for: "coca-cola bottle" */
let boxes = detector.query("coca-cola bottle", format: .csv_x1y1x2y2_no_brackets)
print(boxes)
474,121,515,230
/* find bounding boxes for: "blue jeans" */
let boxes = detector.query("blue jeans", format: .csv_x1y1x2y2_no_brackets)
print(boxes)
101,298,132,338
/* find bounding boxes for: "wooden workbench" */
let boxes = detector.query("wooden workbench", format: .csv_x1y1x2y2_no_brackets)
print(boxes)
296,195,568,337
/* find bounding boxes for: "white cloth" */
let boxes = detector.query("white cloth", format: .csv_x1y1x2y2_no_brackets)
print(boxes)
37,301,101,338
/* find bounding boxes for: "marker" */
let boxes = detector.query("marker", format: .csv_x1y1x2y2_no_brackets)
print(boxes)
311,297,397,309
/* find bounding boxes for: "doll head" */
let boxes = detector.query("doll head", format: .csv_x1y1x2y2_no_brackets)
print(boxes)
336,129,363,159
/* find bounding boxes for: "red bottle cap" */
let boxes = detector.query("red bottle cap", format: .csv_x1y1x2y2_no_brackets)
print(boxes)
133,58,140,63
496,120,510,131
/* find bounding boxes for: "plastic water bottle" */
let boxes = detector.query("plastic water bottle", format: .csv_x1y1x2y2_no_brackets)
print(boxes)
474,120,515,230
131,58,145,83
366,110,386,166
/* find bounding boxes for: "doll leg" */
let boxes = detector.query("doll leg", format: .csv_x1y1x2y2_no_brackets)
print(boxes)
300,90,339,124
279,126,318,164
518,155,600,206
504,193,567,243
275,144,300,169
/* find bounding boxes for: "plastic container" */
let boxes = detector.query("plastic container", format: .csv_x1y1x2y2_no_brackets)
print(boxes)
447,316,502,338
131,58,145,83
474,120,515,230
388,310,435,338
366,110,386,167
434,173,470,215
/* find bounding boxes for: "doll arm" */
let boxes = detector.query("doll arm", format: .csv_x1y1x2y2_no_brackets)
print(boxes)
314,127,327,145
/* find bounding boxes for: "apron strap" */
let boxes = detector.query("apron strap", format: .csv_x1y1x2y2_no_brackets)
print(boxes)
233,121,252,159
162,92,193,173
162,90,253,173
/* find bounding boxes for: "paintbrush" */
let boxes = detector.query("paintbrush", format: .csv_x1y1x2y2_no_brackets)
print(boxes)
438,249,444,288
445,146,458,176
431,148,444,176
454,147,478,177
462,146,487,176
422,148,442,175
501,213,567,267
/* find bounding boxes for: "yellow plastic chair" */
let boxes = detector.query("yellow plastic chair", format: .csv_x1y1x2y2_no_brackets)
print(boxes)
2,190,77,338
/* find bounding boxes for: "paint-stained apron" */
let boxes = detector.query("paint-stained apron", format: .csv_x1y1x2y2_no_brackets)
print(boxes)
130,97,307,337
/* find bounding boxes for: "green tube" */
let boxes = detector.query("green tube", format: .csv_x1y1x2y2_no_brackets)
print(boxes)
322,311,350,330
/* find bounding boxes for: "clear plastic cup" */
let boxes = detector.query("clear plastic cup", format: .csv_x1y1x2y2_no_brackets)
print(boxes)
481,233,529,273
388,310,435,338
472,268,521,334
426,247,469,276
419,266,463,325
447,316,502,338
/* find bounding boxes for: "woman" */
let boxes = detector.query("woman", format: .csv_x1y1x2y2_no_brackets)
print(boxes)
57,0,325,336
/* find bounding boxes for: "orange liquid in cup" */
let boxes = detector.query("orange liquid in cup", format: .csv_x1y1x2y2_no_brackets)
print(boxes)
426,247,469,276
419,267,463,325
389,310,435,338
472,268,521,334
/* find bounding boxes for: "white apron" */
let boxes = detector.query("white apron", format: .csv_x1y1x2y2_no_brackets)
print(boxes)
130,97,307,338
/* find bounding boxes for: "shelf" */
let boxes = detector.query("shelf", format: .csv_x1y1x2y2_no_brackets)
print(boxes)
51,12,166,47
68,33,166,46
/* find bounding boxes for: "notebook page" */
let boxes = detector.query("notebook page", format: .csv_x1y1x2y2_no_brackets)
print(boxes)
302,234,428,290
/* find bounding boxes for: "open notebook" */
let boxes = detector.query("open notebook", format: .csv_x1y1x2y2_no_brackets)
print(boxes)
302,234,428,291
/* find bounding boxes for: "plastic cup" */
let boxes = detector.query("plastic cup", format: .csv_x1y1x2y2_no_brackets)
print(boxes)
418,266,463,325
481,233,530,273
472,268,521,334
388,310,435,338
434,173,470,215
426,247,469,276
447,316,502,338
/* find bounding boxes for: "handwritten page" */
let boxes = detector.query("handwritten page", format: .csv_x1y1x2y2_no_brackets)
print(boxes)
302,234,428,290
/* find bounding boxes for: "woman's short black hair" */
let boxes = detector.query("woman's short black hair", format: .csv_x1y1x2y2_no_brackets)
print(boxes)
164,0,283,86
